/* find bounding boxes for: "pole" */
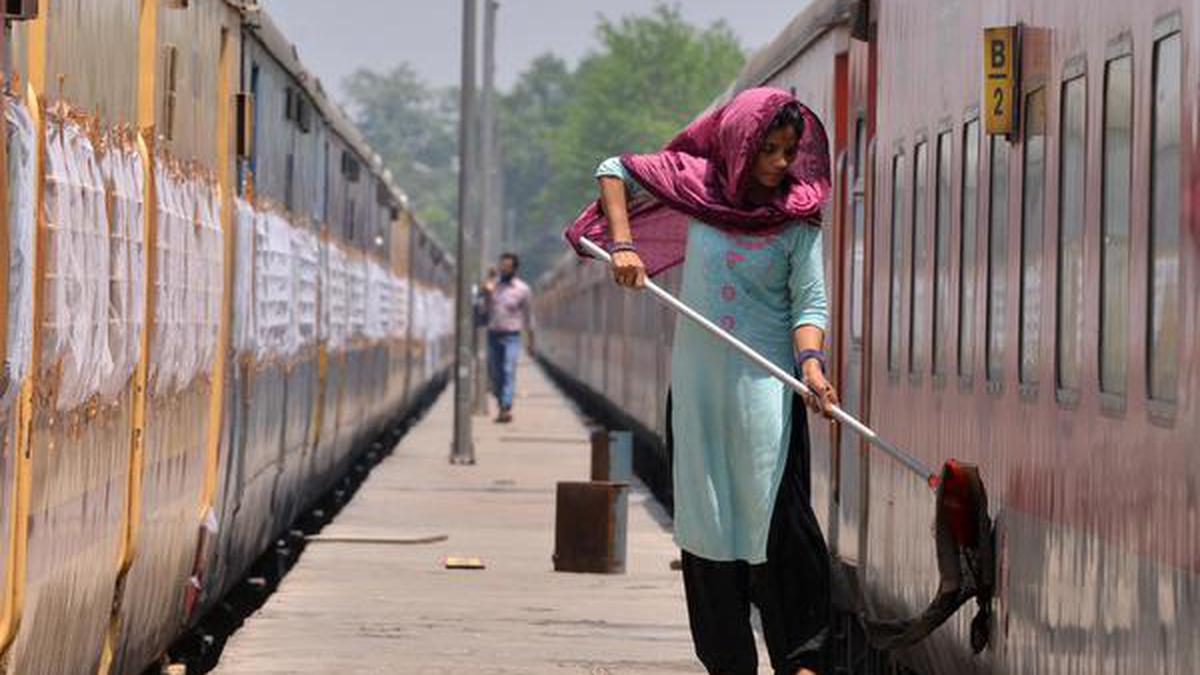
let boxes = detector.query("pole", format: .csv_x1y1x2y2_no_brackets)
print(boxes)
473,0,498,414
481,0,499,267
451,0,478,464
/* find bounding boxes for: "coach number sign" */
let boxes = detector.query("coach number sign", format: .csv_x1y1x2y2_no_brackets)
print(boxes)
984,26,1020,136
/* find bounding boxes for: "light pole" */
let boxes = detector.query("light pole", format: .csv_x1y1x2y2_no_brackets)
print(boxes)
451,0,478,464
473,0,499,414
481,0,499,267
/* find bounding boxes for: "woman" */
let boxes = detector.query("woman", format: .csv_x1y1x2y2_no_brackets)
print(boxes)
566,87,838,675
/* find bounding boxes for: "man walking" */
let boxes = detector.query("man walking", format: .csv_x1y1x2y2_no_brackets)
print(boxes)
481,252,533,423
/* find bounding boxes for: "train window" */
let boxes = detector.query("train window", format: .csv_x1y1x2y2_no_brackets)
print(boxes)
933,131,952,375
342,151,361,182
1019,88,1046,388
317,141,329,222
1148,30,1181,403
285,153,295,212
958,119,980,378
986,136,1009,384
297,97,312,133
888,152,905,373
909,141,928,375
3,0,36,19
853,118,867,184
236,92,255,160
850,119,867,344
1100,54,1133,396
1056,75,1086,396
248,63,260,180
162,44,179,142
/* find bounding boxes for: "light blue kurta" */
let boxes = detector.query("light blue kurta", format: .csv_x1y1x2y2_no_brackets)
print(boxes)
596,157,828,563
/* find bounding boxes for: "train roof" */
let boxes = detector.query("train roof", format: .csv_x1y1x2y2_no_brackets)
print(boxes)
229,2,451,262
240,8,378,173
732,0,856,92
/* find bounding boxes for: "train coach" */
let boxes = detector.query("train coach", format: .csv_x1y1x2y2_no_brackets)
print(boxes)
0,1,453,673
534,0,1197,673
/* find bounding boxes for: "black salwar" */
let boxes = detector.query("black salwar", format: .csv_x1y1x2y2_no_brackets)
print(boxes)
672,393,831,674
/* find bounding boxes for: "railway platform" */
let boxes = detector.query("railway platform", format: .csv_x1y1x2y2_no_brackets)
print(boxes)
211,357,712,674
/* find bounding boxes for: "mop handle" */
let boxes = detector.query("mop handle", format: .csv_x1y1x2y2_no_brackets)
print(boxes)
578,237,938,488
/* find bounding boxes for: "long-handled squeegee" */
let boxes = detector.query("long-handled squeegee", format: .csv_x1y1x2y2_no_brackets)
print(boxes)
577,236,938,489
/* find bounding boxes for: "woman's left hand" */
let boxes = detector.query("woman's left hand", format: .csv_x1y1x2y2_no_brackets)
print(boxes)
801,361,839,420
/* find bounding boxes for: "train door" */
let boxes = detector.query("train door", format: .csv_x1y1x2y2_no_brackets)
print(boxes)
834,37,877,566
811,52,850,556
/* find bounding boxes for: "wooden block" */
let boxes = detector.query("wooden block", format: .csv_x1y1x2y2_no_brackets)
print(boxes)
443,556,486,570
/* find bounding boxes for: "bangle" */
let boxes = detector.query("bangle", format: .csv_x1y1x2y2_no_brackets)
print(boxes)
608,240,637,254
796,349,826,374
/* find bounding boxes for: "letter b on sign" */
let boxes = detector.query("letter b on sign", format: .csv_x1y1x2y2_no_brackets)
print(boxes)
991,39,1006,68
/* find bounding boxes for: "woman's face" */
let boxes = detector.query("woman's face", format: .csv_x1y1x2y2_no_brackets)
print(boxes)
751,126,799,190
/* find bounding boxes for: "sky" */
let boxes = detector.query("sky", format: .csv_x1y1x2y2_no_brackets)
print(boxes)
259,1,805,101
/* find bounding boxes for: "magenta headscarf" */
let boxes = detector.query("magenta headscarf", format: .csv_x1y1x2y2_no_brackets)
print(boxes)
564,87,831,276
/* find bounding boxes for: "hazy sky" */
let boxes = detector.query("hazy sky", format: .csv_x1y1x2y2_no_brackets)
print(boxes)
259,1,804,102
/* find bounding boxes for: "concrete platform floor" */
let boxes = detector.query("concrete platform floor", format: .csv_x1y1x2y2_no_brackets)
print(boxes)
212,357,706,674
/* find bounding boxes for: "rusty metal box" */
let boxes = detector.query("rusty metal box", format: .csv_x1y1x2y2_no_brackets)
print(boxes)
553,481,629,574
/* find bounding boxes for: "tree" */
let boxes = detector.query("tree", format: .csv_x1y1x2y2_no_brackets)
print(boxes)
343,64,459,248
497,54,573,277
341,4,745,278
502,4,744,280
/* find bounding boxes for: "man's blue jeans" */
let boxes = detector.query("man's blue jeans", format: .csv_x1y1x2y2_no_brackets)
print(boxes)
487,330,520,411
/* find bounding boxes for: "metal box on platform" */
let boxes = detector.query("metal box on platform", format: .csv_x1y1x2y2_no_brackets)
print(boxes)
589,429,633,483
553,481,629,574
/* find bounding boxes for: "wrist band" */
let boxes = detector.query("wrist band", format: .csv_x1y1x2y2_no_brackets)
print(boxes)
796,348,826,374
608,240,637,254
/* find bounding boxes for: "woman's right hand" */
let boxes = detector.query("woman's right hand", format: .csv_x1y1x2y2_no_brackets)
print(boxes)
611,250,647,289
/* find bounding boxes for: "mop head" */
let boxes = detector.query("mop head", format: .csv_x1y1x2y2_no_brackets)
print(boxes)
861,459,996,653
